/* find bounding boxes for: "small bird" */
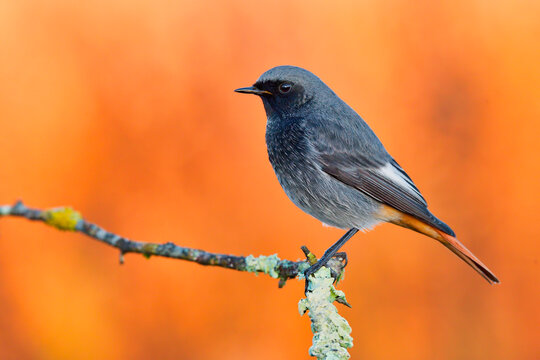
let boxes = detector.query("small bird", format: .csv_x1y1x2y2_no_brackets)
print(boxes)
235,65,499,285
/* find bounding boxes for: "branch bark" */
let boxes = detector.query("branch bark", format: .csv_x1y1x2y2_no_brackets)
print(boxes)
0,200,353,359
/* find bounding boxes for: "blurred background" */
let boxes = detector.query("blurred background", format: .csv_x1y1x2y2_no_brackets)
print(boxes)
0,0,538,359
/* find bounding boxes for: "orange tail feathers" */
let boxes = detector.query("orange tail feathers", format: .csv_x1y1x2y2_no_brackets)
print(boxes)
382,207,500,284
435,230,499,284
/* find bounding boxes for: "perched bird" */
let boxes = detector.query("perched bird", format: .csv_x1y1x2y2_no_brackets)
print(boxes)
235,65,499,285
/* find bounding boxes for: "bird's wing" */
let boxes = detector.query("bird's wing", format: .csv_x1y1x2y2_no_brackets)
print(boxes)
310,121,453,235
319,151,428,214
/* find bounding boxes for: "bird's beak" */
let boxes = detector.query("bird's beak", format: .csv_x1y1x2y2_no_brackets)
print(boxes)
234,86,272,96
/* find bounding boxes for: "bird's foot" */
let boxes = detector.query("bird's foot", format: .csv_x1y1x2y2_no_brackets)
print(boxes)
301,247,348,294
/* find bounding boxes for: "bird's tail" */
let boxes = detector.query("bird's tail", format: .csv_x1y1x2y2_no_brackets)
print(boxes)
435,230,499,284
386,209,500,284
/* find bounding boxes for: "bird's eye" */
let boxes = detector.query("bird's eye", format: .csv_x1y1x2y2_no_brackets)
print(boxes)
278,82,292,94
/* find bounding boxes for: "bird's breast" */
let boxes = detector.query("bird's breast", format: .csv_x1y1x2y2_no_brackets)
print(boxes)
265,117,320,204
264,116,382,230
265,117,308,168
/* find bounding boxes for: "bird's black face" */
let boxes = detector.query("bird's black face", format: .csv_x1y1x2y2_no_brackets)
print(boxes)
235,80,308,117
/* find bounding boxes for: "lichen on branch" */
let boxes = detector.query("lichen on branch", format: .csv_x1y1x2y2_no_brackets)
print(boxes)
299,267,353,360
0,200,353,359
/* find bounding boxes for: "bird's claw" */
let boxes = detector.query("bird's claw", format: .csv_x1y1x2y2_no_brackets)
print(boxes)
304,254,347,294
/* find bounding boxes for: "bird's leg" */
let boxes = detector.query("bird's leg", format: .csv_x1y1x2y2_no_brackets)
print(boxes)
308,228,358,274
304,228,358,292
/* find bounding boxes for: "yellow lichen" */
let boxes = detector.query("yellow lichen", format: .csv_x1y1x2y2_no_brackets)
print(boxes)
142,243,158,259
43,207,82,231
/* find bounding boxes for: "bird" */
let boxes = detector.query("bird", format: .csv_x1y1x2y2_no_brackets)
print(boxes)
235,65,499,285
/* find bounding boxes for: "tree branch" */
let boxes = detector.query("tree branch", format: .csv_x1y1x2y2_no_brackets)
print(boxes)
0,200,353,359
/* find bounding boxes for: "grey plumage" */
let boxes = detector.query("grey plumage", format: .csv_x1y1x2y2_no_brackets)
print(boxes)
244,65,453,234
235,65,499,285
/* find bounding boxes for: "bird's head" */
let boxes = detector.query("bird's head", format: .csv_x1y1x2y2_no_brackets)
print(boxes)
235,65,331,118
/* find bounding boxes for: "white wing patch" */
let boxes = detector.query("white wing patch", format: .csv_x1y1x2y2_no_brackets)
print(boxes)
377,162,426,204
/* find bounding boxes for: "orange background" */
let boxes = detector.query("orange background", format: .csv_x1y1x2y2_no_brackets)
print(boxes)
0,1,538,359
